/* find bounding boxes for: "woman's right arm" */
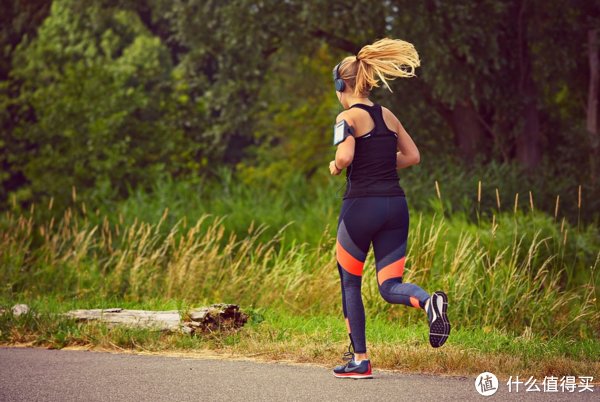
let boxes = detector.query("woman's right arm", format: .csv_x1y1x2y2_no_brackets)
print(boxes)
392,114,420,169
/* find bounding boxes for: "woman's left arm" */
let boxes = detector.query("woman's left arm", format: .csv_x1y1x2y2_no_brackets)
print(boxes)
329,111,356,175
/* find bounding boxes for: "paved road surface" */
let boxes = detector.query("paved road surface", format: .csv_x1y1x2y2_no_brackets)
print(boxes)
0,347,594,401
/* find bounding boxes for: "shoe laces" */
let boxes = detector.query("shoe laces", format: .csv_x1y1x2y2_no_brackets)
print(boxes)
342,341,355,362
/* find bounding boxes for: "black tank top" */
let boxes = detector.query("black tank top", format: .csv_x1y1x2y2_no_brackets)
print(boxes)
343,103,406,199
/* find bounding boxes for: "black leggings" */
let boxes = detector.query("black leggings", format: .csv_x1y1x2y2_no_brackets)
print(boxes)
336,196,430,354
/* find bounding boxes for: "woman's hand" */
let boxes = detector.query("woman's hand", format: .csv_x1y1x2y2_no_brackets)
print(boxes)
329,160,342,175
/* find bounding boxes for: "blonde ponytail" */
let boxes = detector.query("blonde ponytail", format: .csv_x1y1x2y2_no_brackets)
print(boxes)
337,38,420,97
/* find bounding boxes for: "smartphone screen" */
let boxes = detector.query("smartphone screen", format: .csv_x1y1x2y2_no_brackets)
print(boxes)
334,120,347,145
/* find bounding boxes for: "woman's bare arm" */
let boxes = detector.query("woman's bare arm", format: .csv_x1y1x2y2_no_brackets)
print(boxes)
388,110,420,169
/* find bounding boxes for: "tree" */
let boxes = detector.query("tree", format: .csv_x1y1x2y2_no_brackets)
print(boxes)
6,0,189,209
0,0,52,207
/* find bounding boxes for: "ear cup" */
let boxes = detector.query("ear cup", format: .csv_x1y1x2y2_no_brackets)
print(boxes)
333,63,346,92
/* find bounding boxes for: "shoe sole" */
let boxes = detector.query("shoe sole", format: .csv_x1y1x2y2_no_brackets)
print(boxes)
429,291,451,348
333,372,373,379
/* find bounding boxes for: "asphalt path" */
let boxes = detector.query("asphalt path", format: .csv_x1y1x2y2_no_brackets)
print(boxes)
0,346,595,401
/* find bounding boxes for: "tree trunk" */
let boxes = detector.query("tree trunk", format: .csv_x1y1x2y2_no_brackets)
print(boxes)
449,99,486,163
413,80,487,164
587,29,600,186
515,0,542,171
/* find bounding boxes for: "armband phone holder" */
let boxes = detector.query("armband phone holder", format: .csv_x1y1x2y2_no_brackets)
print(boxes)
333,119,354,146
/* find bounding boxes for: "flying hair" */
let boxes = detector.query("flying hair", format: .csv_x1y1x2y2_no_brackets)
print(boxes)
336,38,420,97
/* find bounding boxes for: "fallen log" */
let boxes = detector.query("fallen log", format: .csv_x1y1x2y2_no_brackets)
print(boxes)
63,303,248,335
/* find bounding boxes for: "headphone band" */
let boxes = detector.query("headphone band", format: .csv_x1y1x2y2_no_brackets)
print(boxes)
333,62,345,92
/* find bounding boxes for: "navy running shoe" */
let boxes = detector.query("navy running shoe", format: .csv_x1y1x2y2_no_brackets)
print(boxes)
332,341,373,379
426,291,451,348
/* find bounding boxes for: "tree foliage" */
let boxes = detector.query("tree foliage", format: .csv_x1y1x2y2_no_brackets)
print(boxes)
3,0,195,207
0,0,598,219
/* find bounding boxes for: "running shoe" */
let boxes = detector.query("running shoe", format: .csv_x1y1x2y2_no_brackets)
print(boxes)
332,341,373,379
426,291,451,348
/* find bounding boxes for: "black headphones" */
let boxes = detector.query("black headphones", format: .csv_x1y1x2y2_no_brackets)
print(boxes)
333,62,346,92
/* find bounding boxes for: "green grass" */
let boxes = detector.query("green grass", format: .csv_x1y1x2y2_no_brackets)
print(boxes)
1,294,598,380
2,199,597,338
1,171,598,378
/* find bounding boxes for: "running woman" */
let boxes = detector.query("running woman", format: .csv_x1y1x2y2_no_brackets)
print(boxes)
329,38,451,379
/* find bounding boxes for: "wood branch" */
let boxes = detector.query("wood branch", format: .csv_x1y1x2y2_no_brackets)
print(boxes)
309,29,360,54
64,308,182,331
63,303,248,335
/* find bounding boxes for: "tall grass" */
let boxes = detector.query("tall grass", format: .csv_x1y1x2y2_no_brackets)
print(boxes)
8,158,598,247
1,174,598,339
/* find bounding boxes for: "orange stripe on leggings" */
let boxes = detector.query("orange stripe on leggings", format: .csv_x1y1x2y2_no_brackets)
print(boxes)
377,256,406,286
345,317,351,333
410,296,421,308
336,240,364,276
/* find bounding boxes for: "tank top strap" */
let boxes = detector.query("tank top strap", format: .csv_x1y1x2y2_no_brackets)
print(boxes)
370,104,387,129
349,103,387,134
